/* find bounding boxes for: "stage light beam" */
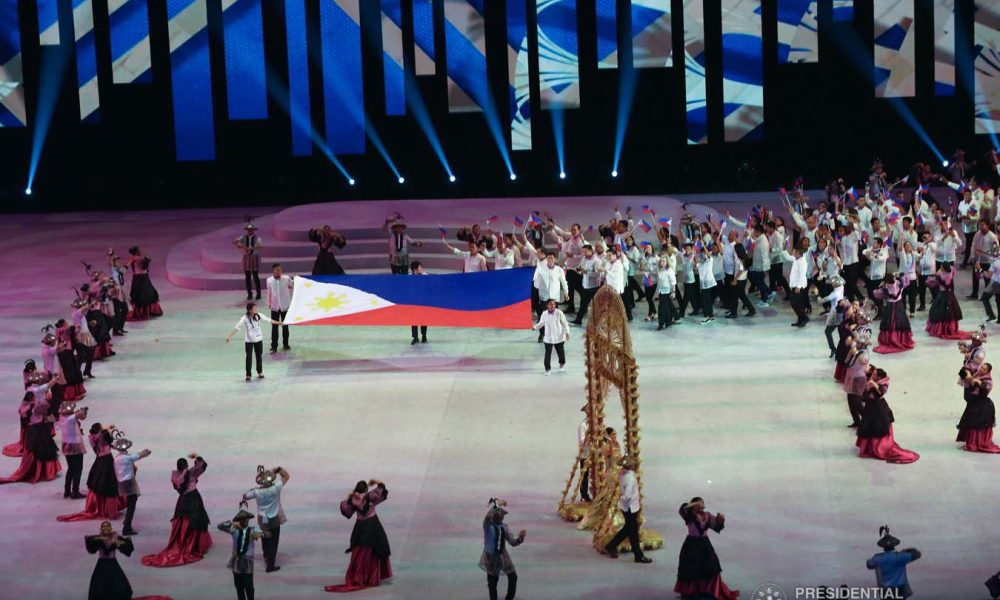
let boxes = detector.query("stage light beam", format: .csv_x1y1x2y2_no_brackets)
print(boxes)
449,175,457,183
510,173,517,181
612,170,618,178
398,176,405,184
25,188,32,196
560,172,566,180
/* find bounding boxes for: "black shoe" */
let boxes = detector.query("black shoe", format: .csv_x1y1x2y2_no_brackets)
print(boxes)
246,295,253,301
745,310,757,317
635,556,653,564
108,351,116,357
725,314,737,319
848,423,859,428
604,544,618,559
283,345,291,350
656,326,664,331
581,496,592,502
122,529,138,536
70,492,85,499
255,294,262,301
411,338,419,345
916,305,925,311
966,295,979,300
421,337,427,343
84,373,94,379
270,347,278,353
829,349,836,358
571,320,583,326
265,565,281,573
63,491,70,498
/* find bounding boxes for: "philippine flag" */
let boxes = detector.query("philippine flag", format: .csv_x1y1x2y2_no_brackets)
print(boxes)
285,269,535,329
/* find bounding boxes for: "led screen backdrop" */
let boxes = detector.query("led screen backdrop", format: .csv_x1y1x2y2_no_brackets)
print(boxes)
7,0,999,163
975,2,1000,138
873,0,915,98
0,3,25,127
721,0,764,142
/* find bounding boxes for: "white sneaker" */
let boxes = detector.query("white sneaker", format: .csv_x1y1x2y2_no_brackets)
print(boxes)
559,365,566,372
544,370,551,376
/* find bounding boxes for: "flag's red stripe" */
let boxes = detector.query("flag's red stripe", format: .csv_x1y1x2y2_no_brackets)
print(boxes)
294,299,534,329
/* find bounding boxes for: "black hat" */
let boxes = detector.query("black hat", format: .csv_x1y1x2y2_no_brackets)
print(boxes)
877,525,900,550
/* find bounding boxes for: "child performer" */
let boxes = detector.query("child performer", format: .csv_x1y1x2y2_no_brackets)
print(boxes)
218,503,269,600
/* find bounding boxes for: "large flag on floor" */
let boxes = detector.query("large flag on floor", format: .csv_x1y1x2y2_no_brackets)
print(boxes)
286,269,535,329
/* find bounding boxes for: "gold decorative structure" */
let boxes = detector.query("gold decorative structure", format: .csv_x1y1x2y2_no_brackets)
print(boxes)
556,285,662,553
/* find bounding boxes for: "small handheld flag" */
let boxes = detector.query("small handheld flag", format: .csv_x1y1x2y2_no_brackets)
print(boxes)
513,216,525,228
845,187,856,200
917,184,929,195
643,273,651,287
530,214,544,225
658,217,672,228
486,215,499,225
638,220,652,233
719,220,728,233
639,240,651,247
642,204,652,214
778,187,787,196
438,224,448,237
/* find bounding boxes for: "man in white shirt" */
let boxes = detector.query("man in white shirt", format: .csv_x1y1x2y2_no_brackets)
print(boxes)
532,299,570,374
602,455,651,564
767,222,790,300
551,222,585,312
784,246,810,327
533,252,569,342
970,220,997,299
113,439,151,536
697,247,717,324
656,255,677,330
748,225,775,305
916,231,937,310
605,249,632,321
244,466,290,572
60,404,88,499
442,239,488,273
863,239,889,315
572,245,601,325
266,264,294,353
958,188,980,267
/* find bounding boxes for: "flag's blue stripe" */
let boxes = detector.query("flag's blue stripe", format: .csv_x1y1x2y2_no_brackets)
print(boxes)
171,25,216,160
108,0,151,81
306,268,534,311
285,0,311,155
320,0,365,154
412,0,435,61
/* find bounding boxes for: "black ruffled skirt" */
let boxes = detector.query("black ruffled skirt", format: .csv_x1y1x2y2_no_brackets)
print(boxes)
130,273,160,308
349,516,391,559
173,489,211,531
89,558,133,600
676,535,722,582
87,454,119,498
25,423,58,461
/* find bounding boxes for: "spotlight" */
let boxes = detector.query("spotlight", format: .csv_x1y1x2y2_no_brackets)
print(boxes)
942,160,949,167
611,170,618,178
348,179,356,186
398,176,405,184
559,172,566,180
449,175,456,183
509,173,517,181
24,187,32,196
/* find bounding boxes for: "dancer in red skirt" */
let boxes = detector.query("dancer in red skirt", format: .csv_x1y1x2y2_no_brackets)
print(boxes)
674,497,739,600
325,479,392,593
0,370,62,484
925,265,971,339
855,369,920,464
142,453,214,567
3,360,38,458
46,324,87,401
123,246,163,320
872,274,915,353
956,362,1000,453
58,423,126,521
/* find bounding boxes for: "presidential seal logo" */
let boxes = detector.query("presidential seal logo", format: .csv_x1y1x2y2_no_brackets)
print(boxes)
752,582,787,600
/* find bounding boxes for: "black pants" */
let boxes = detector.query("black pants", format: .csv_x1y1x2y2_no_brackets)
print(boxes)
112,299,128,332
579,459,591,501
734,279,753,313
679,282,701,315
643,285,657,316
270,310,289,350
904,281,917,313
619,291,634,320
566,269,582,311
262,525,280,568
411,325,428,340
983,286,1000,320
607,509,645,559
123,493,138,531
963,237,974,266
234,572,254,600
244,271,261,299
917,273,935,308
245,341,263,377
657,294,674,328
843,263,862,302
974,261,991,296
573,288,597,323
868,278,884,315
847,394,863,426
544,342,565,371
769,262,789,297
790,289,809,324
74,342,93,376
824,326,837,354
65,454,83,495
390,264,409,275
719,274,734,312
748,270,771,300
699,288,714,318
626,275,644,304
487,572,518,600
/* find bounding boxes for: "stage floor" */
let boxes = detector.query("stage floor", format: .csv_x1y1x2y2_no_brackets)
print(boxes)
0,198,996,600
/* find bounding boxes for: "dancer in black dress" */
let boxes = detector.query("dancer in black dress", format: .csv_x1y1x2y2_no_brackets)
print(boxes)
308,226,347,275
674,498,738,600
123,246,163,320
86,521,135,600
957,362,1000,452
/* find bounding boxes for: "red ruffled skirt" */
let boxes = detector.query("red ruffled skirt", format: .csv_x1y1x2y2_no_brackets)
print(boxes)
834,363,847,382
63,383,87,402
956,427,1000,453
856,426,920,464
926,320,971,340
674,575,740,600
141,517,214,567
3,425,26,457
92,341,114,360
873,330,915,354
324,547,393,593
0,450,61,484
128,302,163,321
57,490,127,521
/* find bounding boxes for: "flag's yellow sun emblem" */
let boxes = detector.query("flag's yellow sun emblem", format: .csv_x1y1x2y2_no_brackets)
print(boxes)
312,292,350,311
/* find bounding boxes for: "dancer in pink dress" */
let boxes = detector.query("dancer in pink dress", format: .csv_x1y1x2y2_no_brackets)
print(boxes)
325,479,393,593
0,370,62,484
124,246,163,320
956,362,1000,453
925,265,971,339
58,423,127,521
3,360,37,457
